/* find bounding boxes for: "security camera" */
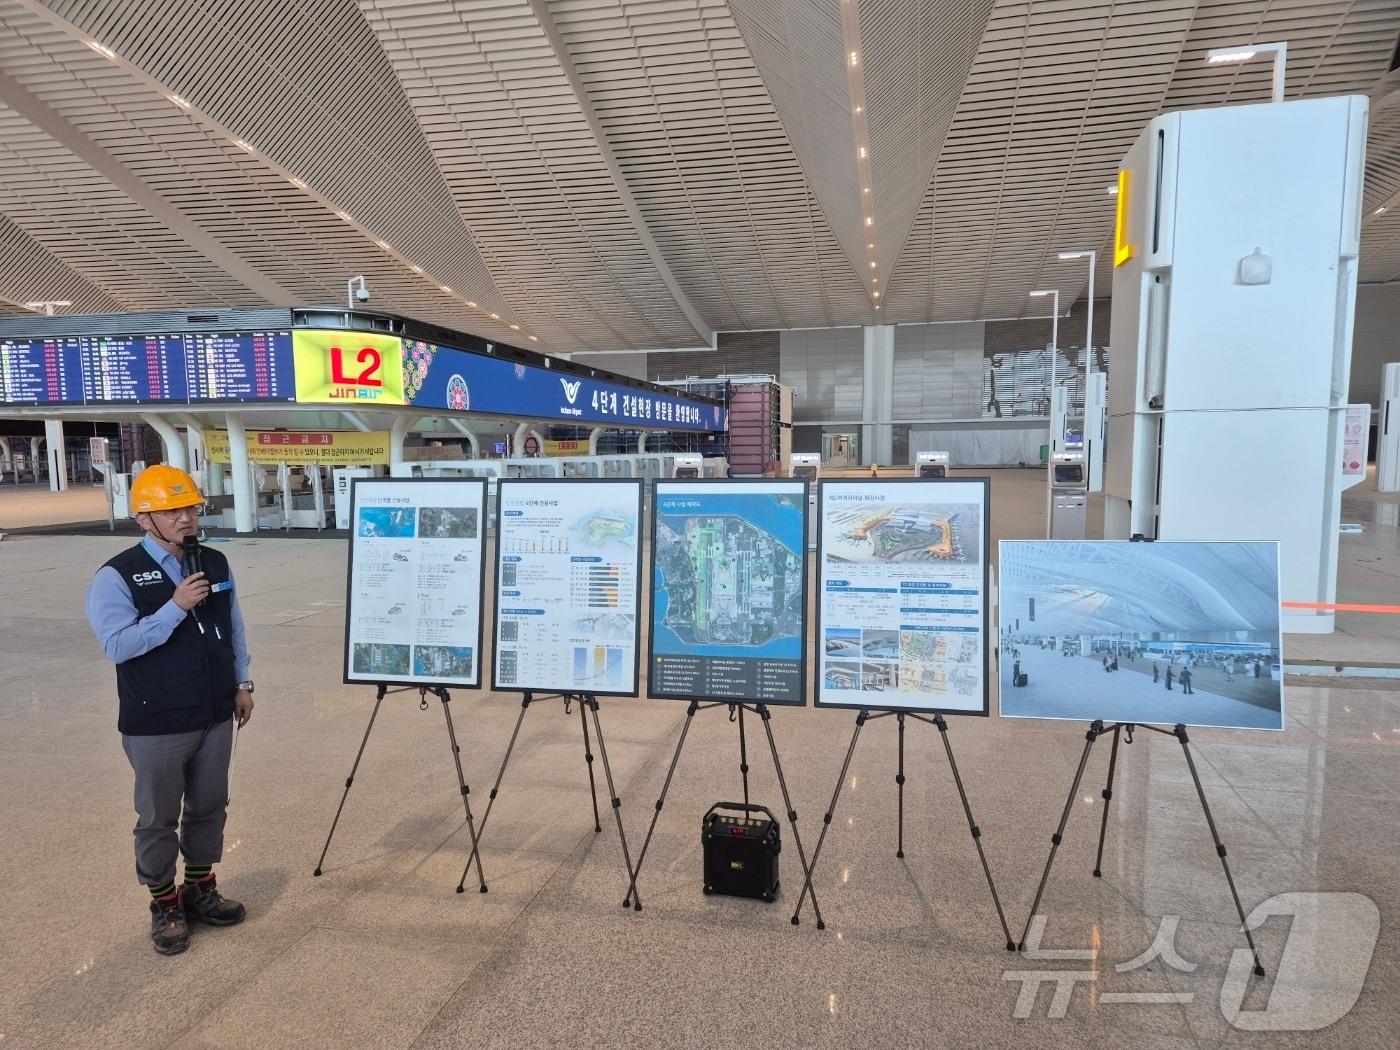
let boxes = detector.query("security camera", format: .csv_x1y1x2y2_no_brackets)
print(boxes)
346,275,370,307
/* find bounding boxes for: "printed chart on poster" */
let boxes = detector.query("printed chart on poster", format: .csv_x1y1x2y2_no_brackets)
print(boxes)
649,479,808,705
344,478,486,688
816,479,990,714
492,479,643,696
997,541,1284,731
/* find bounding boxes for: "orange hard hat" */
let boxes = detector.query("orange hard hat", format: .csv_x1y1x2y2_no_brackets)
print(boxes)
130,464,204,513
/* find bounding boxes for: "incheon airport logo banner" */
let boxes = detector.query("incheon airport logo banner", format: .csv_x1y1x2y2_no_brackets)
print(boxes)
292,331,406,405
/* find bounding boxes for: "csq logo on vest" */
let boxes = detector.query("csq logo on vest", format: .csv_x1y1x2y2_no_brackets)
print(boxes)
131,570,165,586
292,331,406,406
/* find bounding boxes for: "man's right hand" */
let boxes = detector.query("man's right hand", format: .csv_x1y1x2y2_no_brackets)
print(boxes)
173,572,211,611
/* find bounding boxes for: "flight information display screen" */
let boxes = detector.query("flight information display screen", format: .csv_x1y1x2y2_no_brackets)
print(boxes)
0,331,294,406
0,337,84,404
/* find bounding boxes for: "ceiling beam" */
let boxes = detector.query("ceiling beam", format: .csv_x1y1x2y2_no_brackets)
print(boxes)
525,0,714,347
0,68,299,307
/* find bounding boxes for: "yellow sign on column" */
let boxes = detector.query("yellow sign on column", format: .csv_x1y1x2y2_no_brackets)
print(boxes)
205,430,391,465
293,330,405,405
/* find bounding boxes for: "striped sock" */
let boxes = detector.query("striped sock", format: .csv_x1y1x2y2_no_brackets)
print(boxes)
183,865,213,885
149,879,177,900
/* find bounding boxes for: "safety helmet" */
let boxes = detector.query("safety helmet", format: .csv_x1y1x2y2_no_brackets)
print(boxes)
130,464,204,513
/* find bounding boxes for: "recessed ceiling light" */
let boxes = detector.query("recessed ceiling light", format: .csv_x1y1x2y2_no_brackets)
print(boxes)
509,324,520,331
88,41,116,60
233,139,255,153
288,177,307,189
854,105,862,114
466,301,478,308
375,240,391,251
165,94,190,110
873,291,880,298
1206,49,1256,65
849,51,859,66
858,146,866,159
408,264,423,273
1376,206,1388,216
869,261,876,268
1106,184,1119,195
489,313,499,320
862,187,870,194
865,217,873,226
529,335,538,342
335,211,352,222
440,285,452,293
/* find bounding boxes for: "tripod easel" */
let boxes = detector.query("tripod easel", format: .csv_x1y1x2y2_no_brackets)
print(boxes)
789,709,1015,948
623,701,822,924
314,683,488,892
454,692,640,906
1018,719,1266,977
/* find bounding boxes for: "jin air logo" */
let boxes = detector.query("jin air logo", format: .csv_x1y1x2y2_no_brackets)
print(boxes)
559,378,581,404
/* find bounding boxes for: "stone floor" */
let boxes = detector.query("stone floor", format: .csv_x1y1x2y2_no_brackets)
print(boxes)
1,470,1397,1048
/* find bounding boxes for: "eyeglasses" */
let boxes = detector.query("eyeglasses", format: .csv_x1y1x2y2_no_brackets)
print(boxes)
151,505,204,520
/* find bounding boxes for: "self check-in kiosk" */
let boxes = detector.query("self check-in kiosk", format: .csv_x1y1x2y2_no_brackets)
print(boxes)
790,453,821,549
1048,450,1087,540
915,451,950,478
789,453,820,480
673,454,703,479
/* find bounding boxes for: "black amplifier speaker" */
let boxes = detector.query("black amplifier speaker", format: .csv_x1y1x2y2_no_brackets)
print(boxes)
702,802,780,902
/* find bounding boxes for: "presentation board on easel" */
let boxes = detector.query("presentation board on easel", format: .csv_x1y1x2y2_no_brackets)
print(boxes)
815,477,990,715
491,478,643,695
343,477,487,688
648,478,809,705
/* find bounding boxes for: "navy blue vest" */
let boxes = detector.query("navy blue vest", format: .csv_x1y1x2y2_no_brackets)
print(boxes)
103,544,237,736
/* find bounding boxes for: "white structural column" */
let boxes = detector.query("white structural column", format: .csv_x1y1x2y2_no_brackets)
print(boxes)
861,325,895,465
390,414,419,473
588,428,603,455
226,413,254,534
446,418,480,457
511,422,545,455
43,419,67,491
141,414,188,471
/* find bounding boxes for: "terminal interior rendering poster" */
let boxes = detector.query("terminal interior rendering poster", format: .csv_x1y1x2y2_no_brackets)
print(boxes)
492,479,642,696
816,479,990,714
344,478,486,688
648,479,808,705
997,540,1284,731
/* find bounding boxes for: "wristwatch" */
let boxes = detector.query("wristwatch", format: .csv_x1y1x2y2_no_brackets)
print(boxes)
237,680,255,693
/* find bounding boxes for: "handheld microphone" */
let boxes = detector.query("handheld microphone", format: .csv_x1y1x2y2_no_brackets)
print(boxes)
182,535,209,606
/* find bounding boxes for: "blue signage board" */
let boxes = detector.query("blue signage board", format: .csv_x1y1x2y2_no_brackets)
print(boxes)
402,338,726,432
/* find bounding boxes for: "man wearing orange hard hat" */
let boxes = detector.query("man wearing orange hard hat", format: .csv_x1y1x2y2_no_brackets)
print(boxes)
84,464,254,956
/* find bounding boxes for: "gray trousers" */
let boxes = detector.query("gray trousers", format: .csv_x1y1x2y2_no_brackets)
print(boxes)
121,717,234,886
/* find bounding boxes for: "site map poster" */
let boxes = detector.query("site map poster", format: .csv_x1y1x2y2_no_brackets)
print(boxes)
344,478,486,688
816,479,989,714
648,480,808,705
492,479,642,696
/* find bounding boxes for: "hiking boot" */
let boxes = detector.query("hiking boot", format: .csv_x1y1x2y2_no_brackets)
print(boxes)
180,875,246,926
150,895,189,956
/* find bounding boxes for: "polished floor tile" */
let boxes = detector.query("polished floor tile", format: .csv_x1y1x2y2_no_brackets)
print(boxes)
2,471,1397,1049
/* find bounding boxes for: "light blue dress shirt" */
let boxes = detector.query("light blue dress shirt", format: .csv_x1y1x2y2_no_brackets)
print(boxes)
85,535,251,682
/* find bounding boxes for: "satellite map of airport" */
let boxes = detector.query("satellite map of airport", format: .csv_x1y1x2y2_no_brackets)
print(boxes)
655,511,803,648
825,502,980,564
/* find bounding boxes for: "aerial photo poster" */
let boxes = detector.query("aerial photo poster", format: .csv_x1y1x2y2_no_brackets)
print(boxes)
343,478,486,688
492,479,643,696
816,479,990,714
648,479,808,705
